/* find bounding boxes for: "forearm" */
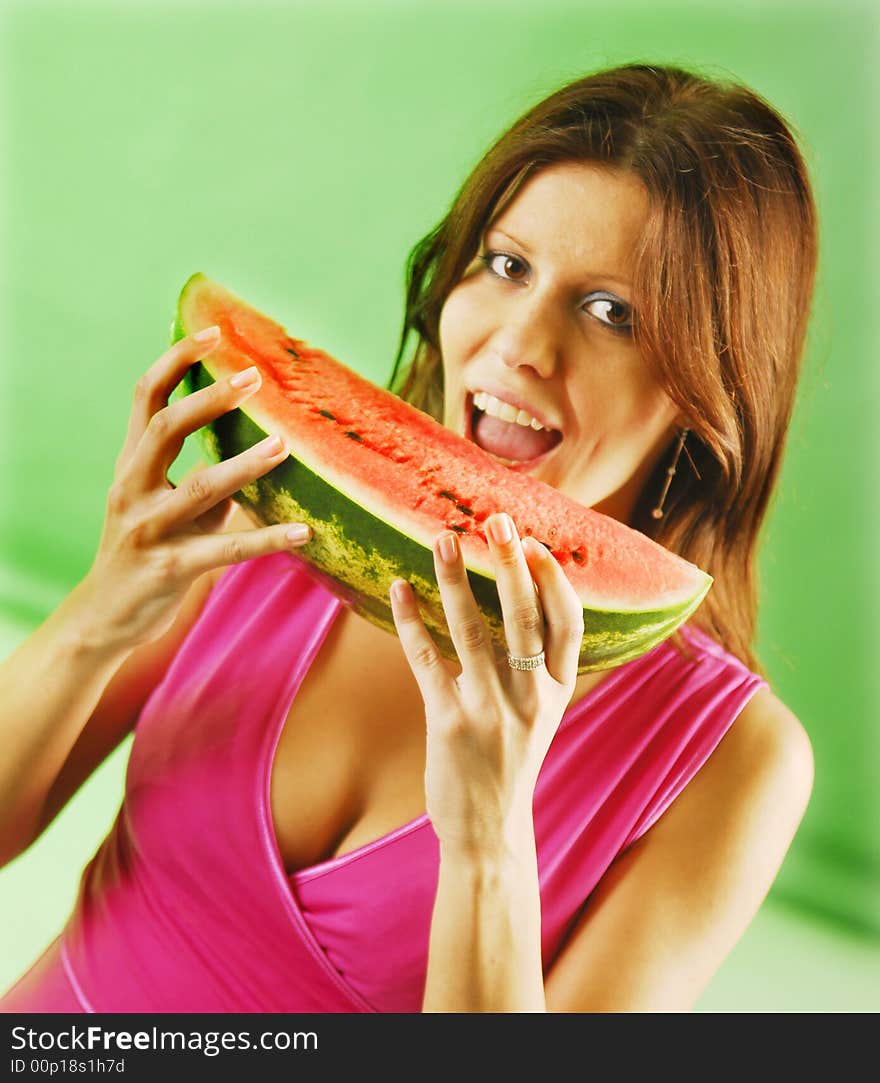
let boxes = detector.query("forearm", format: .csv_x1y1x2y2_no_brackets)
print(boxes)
0,578,132,866
421,821,547,1013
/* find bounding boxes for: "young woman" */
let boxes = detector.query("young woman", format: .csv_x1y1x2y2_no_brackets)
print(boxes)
0,62,817,1013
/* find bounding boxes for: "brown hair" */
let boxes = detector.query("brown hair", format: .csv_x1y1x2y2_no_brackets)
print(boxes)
385,62,819,680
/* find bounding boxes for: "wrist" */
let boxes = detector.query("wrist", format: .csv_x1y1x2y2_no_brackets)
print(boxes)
59,575,138,661
437,809,537,870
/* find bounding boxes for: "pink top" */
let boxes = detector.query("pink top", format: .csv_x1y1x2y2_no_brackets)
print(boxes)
1,551,768,1013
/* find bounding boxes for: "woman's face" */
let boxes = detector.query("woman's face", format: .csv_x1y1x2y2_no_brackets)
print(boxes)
438,161,684,526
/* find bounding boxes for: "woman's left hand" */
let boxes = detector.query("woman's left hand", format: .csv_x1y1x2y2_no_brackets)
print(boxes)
389,512,585,859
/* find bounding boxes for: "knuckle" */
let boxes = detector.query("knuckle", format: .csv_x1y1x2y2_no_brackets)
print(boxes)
146,407,172,441
106,482,130,517
399,613,426,634
512,601,542,634
123,515,153,551
413,642,443,671
132,374,153,405
457,616,488,653
183,473,214,506
220,534,246,565
497,548,521,570
561,619,585,646
148,546,182,584
516,692,541,724
433,710,471,741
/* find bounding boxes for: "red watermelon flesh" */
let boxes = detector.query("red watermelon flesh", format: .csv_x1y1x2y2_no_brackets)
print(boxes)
173,273,713,671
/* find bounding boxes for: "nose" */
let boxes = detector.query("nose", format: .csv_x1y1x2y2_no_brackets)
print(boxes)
489,302,562,380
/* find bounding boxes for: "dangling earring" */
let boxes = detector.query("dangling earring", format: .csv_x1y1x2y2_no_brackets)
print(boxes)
651,428,693,520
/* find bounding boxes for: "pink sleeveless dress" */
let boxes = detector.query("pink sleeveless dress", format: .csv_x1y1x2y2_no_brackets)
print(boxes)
1,551,768,1013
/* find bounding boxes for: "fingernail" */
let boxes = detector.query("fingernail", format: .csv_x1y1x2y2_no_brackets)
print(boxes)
523,536,544,557
194,325,220,342
258,434,285,457
230,365,260,388
285,524,310,544
439,533,459,563
488,513,514,546
391,579,410,603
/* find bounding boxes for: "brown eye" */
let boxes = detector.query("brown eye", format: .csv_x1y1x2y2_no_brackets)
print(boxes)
480,251,528,282
583,296,635,334
480,250,635,335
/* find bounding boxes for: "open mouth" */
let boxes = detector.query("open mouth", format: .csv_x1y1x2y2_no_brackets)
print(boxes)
465,392,563,470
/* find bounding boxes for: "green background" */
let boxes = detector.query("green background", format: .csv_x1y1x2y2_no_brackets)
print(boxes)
1,0,878,1010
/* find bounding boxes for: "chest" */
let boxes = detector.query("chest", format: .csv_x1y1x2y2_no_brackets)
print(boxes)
268,605,430,876
268,604,615,878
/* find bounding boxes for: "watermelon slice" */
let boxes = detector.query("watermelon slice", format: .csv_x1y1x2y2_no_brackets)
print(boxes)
171,273,712,674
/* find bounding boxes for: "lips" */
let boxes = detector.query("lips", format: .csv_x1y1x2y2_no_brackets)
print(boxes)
467,383,560,433
465,391,563,470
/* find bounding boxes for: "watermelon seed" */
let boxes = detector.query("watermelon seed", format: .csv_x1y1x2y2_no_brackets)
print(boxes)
436,489,477,518
345,431,363,442
319,409,336,420
285,345,301,358
571,550,585,564
450,524,468,534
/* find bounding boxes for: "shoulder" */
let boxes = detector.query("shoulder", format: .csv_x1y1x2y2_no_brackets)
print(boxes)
647,684,814,868
630,683,815,951
714,686,814,813
677,626,814,818
543,685,815,1010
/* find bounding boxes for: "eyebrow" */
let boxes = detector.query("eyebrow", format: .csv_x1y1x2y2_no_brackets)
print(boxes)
487,226,633,292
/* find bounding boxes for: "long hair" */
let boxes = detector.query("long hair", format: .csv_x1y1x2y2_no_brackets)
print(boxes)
385,62,819,679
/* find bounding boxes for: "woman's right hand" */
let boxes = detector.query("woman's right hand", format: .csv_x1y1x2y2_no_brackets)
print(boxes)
80,325,311,651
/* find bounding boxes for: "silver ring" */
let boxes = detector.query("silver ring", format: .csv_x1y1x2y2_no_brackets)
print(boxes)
506,649,546,671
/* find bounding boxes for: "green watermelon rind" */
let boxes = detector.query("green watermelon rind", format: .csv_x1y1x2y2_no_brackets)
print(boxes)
173,274,711,606
171,311,711,673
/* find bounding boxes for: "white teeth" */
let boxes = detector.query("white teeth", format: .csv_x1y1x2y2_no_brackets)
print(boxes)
471,390,547,431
